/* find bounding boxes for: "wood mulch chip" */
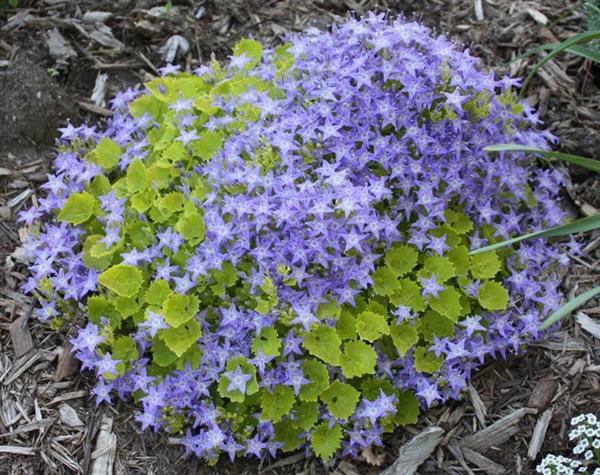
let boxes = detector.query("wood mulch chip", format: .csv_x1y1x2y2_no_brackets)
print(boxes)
1,0,598,474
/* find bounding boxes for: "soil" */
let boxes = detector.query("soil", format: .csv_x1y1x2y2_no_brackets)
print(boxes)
0,1,599,474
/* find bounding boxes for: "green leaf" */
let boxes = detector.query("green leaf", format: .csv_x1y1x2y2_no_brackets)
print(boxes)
429,287,463,322
130,189,156,213
372,266,402,296
87,296,120,328
336,309,357,340
385,245,418,276
232,38,263,67
162,293,199,328
160,320,202,357
98,264,143,297
390,322,418,356
356,311,390,342
445,209,474,234
390,279,426,312
484,144,600,173
176,211,206,241
112,335,139,363
292,401,319,431
320,380,360,420
340,340,377,378
90,138,122,170
274,421,304,452
260,385,296,423
299,358,329,402
191,130,224,161
470,251,501,279
419,309,455,342
471,214,600,255
114,294,142,318
395,390,420,425
414,346,443,373
88,175,111,197
152,338,178,367
57,192,96,225
448,245,470,276
477,281,509,311
519,30,600,95
540,286,600,330
251,326,281,356
311,423,342,461
316,298,341,320
160,191,185,213
302,324,341,365
420,255,455,283
126,159,148,194
82,235,113,271
145,279,172,306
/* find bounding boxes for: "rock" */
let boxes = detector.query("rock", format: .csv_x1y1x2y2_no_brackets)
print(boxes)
527,379,558,410
59,404,84,428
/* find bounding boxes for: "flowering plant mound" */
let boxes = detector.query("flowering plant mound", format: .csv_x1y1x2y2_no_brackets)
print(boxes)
22,13,573,462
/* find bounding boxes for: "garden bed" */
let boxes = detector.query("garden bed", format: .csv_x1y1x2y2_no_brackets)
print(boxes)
0,1,599,474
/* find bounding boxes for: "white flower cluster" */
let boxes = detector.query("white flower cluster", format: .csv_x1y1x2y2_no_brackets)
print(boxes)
536,413,600,475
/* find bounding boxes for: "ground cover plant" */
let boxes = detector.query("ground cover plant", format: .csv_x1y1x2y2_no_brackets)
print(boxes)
20,13,576,463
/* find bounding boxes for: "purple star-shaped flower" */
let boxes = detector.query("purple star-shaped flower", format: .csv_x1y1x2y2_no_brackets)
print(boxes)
223,365,252,394
421,273,445,299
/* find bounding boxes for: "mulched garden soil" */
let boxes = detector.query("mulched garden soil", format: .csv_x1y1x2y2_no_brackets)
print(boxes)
1,1,599,474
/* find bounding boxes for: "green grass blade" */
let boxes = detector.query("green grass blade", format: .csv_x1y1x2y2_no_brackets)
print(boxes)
520,29,600,95
566,44,600,64
470,214,600,255
539,286,600,330
484,144,600,173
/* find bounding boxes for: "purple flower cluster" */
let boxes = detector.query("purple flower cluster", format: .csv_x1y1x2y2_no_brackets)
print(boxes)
21,13,575,462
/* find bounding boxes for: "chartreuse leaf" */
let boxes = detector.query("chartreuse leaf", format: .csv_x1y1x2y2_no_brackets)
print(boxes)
419,310,455,342
260,385,295,422
299,358,329,402
90,137,122,170
320,380,360,420
131,189,156,213
218,357,258,402
316,299,341,320
82,235,113,271
385,245,418,276
395,390,420,424
145,279,172,306
390,323,418,356
340,340,377,378
336,309,357,340
160,191,185,213
302,324,341,365
112,335,139,375
89,174,111,197
160,320,202,357
126,159,148,194
191,131,224,160
470,251,501,279
390,279,425,312
292,401,319,431
98,264,143,297
58,192,96,225
448,245,470,276
445,209,474,234
311,423,342,461
87,295,120,328
274,421,304,452
419,255,455,283
152,338,178,367
177,210,206,241
251,326,281,356
429,288,463,322
372,266,401,296
356,311,390,342
233,38,263,67
477,281,509,310
414,346,443,373
162,293,199,328
114,293,143,318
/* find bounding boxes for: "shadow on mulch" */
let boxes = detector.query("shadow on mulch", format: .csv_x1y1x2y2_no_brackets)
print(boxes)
0,0,599,474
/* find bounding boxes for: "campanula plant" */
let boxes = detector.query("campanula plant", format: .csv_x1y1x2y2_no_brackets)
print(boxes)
21,13,574,463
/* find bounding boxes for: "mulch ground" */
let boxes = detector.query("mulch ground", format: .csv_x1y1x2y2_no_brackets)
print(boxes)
1,0,599,474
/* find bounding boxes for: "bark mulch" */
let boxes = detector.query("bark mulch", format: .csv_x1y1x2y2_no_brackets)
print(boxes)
0,1,599,474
